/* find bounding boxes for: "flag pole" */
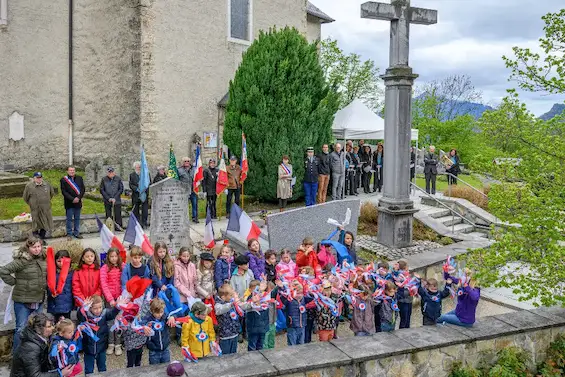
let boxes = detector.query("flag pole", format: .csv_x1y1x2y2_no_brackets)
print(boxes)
241,182,244,210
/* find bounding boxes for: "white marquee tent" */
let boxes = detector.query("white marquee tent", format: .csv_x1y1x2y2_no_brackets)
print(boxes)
332,99,419,141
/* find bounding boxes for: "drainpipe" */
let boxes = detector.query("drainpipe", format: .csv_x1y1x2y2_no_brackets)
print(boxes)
68,0,74,165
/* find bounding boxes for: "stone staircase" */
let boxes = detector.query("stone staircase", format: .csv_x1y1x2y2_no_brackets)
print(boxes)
0,172,30,198
417,204,489,241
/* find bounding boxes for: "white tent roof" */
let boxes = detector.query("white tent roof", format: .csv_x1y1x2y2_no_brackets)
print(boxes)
332,99,419,141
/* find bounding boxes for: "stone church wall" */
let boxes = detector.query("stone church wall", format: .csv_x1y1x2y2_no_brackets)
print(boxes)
139,0,310,166
73,0,141,167
0,0,69,169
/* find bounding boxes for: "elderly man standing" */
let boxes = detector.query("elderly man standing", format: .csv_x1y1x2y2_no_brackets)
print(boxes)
226,155,242,217
330,143,345,200
424,145,439,195
303,147,319,207
153,165,168,184
178,156,198,223
100,167,124,230
23,172,55,240
129,161,149,228
60,166,85,240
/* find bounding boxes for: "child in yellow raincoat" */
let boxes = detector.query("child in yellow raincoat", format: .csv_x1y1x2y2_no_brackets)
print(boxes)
181,301,216,358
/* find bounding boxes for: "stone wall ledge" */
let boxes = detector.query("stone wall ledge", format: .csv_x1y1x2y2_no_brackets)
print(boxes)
97,306,565,377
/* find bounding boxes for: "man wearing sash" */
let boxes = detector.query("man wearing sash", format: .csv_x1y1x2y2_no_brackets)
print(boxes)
60,166,86,240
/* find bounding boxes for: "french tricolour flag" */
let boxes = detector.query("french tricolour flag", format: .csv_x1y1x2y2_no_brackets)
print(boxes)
193,144,204,193
241,132,248,183
96,216,127,262
203,208,216,249
216,157,228,195
226,204,261,241
124,213,154,256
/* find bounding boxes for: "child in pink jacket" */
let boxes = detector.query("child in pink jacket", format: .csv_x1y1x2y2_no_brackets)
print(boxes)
174,247,198,306
99,248,125,355
276,248,296,281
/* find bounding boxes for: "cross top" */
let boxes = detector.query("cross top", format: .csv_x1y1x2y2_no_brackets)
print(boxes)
361,1,437,67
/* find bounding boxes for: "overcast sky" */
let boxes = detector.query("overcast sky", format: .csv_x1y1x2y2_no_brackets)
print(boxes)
317,0,565,116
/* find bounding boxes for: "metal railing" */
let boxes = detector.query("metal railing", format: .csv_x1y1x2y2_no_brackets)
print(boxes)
443,172,489,200
410,181,478,234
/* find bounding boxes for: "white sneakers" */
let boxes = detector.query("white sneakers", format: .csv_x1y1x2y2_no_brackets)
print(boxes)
114,345,123,356
106,344,114,355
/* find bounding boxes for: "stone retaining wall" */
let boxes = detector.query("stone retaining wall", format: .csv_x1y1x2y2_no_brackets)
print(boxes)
0,214,130,243
98,306,565,377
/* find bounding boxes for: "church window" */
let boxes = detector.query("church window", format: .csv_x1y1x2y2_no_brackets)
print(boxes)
0,0,7,26
229,0,252,43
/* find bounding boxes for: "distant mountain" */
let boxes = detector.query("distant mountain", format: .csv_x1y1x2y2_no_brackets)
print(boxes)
539,103,565,120
414,94,493,120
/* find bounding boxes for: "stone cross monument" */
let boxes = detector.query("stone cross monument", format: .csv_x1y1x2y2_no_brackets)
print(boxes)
361,1,437,247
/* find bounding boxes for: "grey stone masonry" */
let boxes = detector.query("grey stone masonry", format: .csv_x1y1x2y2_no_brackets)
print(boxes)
95,306,565,377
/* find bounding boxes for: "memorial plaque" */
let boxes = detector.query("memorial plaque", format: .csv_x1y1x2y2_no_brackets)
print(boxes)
267,198,361,252
149,177,192,252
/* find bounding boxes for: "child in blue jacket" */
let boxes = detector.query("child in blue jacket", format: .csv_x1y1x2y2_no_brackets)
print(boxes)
121,246,150,290
215,244,236,289
47,250,74,321
418,277,452,326
142,297,177,365
150,242,175,296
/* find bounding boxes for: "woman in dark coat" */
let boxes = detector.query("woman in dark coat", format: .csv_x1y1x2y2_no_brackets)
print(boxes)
445,149,461,185
11,313,74,377
372,143,384,192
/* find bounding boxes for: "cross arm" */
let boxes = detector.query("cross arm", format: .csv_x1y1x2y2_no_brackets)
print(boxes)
361,2,397,21
409,7,437,25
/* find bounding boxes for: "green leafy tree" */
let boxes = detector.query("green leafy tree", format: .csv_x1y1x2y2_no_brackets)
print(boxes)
320,38,383,112
503,9,565,94
224,28,338,201
467,92,565,307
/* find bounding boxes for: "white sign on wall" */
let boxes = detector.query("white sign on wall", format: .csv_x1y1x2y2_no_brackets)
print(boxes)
9,111,24,141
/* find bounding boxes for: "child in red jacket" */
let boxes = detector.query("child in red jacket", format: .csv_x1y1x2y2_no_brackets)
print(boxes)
72,248,101,307
100,247,124,355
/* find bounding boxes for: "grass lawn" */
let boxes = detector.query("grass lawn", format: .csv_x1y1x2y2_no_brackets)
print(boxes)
414,173,484,192
0,169,105,220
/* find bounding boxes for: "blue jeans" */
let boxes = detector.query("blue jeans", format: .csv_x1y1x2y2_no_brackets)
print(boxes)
65,207,81,236
381,322,395,332
355,331,371,336
247,332,265,351
219,337,238,355
304,314,315,343
287,327,305,346
437,310,473,327
148,349,171,365
399,302,412,329
13,302,42,354
84,351,107,374
303,182,318,207
189,192,198,220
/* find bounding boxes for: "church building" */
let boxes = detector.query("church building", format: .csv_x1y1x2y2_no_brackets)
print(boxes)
0,0,333,170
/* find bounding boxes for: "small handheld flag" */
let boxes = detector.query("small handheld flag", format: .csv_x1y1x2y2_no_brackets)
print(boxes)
193,144,204,192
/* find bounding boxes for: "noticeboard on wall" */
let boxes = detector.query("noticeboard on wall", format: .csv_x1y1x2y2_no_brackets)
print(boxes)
203,132,217,148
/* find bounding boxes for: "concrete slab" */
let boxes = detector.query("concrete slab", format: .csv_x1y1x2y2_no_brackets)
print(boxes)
260,340,351,374
394,323,470,350
494,310,559,330
530,306,565,324
455,316,520,341
331,332,414,362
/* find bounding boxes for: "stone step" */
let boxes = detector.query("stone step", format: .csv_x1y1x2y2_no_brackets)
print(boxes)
422,207,451,219
436,215,463,227
468,231,488,239
452,223,475,234
0,181,29,198
0,175,29,184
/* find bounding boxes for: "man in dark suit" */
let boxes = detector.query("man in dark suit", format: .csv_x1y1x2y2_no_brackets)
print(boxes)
129,161,149,228
424,145,438,195
304,147,320,206
60,166,86,240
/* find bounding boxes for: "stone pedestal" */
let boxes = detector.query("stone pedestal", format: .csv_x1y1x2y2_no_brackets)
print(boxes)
377,67,419,248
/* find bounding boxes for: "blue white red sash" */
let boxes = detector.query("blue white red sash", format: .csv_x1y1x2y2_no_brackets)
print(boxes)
281,163,291,175
63,176,81,196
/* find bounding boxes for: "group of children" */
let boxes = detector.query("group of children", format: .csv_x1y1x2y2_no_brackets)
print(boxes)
44,231,464,375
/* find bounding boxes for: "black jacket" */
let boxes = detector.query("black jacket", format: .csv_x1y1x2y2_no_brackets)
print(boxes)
153,173,167,184
424,153,438,175
129,172,151,202
373,151,384,169
317,152,330,175
11,327,58,377
77,308,118,355
418,285,451,322
304,157,320,183
60,175,85,209
265,263,276,283
446,155,461,174
203,167,218,195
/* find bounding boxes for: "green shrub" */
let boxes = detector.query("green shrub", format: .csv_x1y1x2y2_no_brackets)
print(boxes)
439,236,455,245
487,347,532,377
449,361,481,377
538,334,565,377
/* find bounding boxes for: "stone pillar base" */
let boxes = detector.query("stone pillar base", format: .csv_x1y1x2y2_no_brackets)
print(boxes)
377,204,419,248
